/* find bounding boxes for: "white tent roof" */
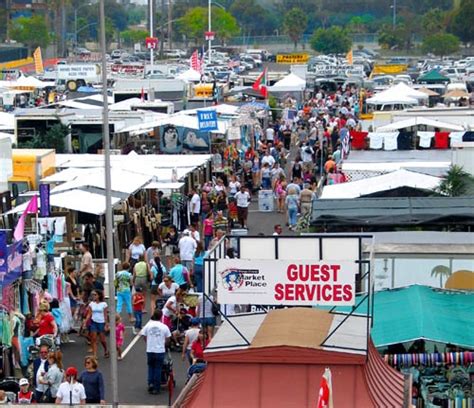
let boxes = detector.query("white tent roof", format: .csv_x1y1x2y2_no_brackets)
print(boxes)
176,69,201,82
391,82,429,100
6,190,122,215
16,75,49,88
55,153,211,169
108,97,142,111
143,181,185,190
0,112,15,129
377,117,464,132
269,73,306,92
366,91,418,105
321,169,441,199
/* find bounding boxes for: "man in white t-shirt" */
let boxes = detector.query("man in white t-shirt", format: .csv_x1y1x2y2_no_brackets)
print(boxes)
55,367,86,405
140,309,171,395
189,189,201,226
265,126,275,142
234,186,251,228
261,150,275,168
178,231,197,272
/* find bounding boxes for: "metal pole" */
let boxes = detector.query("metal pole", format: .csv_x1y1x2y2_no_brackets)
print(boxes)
150,0,154,67
208,0,211,64
392,0,397,28
99,0,119,405
74,9,77,52
168,0,172,50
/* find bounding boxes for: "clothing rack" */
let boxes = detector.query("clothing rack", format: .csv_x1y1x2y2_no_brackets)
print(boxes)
384,352,474,368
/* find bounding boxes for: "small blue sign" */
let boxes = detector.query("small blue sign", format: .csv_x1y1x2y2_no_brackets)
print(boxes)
197,110,218,132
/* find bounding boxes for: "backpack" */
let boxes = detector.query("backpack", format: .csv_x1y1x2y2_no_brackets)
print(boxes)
152,263,164,286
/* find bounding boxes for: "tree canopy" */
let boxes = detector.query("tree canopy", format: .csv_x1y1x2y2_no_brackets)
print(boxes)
10,15,50,51
449,0,474,43
422,32,460,57
310,26,351,54
283,7,308,49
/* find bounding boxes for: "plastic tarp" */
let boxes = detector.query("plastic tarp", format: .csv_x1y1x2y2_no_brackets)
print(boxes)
320,169,441,199
376,117,464,132
330,285,474,348
269,73,306,92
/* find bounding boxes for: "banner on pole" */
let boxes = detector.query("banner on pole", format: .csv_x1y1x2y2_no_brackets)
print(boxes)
1,241,23,286
39,184,50,217
216,259,357,306
276,53,310,64
0,231,7,276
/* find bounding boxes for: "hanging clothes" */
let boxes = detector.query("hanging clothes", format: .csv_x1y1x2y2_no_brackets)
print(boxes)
462,131,474,142
367,133,383,150
434,132,450,149
418,131,435,148
382,132,399,151
397,132,412,150
350,130,368,150
449,132,464,146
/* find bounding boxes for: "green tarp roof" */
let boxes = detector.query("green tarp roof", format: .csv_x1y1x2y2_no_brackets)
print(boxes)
330,285,474,349
418,70,450,83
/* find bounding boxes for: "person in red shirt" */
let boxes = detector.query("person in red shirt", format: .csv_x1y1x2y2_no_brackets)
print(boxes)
190,330,210,362
132,288,145,335
17,378,34,403
33,302,58,338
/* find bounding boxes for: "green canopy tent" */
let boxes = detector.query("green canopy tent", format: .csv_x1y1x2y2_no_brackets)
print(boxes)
329,285,474,349
417,70,450,85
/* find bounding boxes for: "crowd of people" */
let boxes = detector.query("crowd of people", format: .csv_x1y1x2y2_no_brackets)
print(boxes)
3,84,362,404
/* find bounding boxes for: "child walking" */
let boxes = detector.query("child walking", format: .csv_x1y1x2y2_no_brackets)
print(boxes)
132,287,145,335
115,315,125,360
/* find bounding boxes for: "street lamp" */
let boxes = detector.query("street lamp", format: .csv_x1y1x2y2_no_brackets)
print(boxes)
391,0,397,28
207,0,225,64
74,2,93,51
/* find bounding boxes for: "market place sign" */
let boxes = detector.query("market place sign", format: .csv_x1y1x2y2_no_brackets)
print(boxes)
216,259,357,306
276,53,310,64
313,65,364,77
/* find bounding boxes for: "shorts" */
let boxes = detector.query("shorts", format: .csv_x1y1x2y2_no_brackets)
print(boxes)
191,213,200,224
200,317,216,327
134,277,148,291
90,321,105,333
69,296,78,308
150,285,159,295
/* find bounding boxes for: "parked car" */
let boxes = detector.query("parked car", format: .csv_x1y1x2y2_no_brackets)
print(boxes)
111,49,126,59
73,47,91,56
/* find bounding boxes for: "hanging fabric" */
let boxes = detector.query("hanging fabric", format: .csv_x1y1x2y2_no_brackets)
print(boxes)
418,131,435,148
368,133,383,149
382,132,399,151
434,132,450,149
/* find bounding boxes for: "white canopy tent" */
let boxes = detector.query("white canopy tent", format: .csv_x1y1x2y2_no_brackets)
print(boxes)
0,112,15,130
321,169,441,199
390,82,429,101
268,73,306,92
176,69,201,82
366,91,418,106
6,190,122,215
377,117,464,132
15,75,52,89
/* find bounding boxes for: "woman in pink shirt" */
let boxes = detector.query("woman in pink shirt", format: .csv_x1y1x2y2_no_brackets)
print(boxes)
203,213,214,250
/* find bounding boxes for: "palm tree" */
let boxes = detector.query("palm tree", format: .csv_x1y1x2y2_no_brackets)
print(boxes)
431,265,451,287
435,165,474,197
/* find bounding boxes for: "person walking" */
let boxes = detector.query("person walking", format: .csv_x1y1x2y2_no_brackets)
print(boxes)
79,243,93,279
78,356,105,404
83,291,109,358
178,230,197,275
127,236,146,270
285,187,300,231
150,256,166,313
32,345,49,402
140,309,171,395
299,183,316,217
39,351,63,402
115,262,134,325
132,288,145,335
202,213,214,250
133,255,151,307
189,188,201,227
55,367,86,405
234,185,251,228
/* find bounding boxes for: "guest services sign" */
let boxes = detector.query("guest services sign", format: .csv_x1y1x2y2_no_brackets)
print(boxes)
216,259,357,306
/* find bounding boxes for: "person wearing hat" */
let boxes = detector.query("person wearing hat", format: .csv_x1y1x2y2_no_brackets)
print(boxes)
17,378,33,404
55,366,86,405
182,318,200,365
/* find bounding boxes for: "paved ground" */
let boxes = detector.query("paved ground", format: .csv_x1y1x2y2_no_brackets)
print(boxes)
59,202,290,405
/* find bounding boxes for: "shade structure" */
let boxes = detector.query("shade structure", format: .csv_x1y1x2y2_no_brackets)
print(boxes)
269,73,306,92
417,70,450,84
15,75,49,88
418,87,440,96
320,169,441,199
331,285,474,348
7,189,122,215
443,89,470,99
376,116,464,132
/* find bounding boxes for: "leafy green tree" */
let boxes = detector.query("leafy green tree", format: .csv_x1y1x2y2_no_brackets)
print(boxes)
421,8,447,36
378,23,413,50
283,7,308,49
435,165,474,197
229,0,268,36
310,26,351,54
120,29,148,47
10,16,50,52
178,6,239,44
21,124,68,153
126,5,147,26
422,32,460,57
449,0,474,43
347,16,368,34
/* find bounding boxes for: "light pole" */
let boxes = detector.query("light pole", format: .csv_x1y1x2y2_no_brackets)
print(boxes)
392,0,397,28
208,0,211,64
74,2,92,51
150,0,154,67
99,0,119,405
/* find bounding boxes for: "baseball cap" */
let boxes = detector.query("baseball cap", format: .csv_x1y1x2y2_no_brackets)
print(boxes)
19,378,29,386
65,366,78,377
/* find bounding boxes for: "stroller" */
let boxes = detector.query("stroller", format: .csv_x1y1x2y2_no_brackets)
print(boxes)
0,378,20,403
161,350,176,405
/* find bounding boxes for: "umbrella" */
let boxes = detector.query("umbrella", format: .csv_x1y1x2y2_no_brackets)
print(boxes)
443,89,469,99
418,87,440,97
